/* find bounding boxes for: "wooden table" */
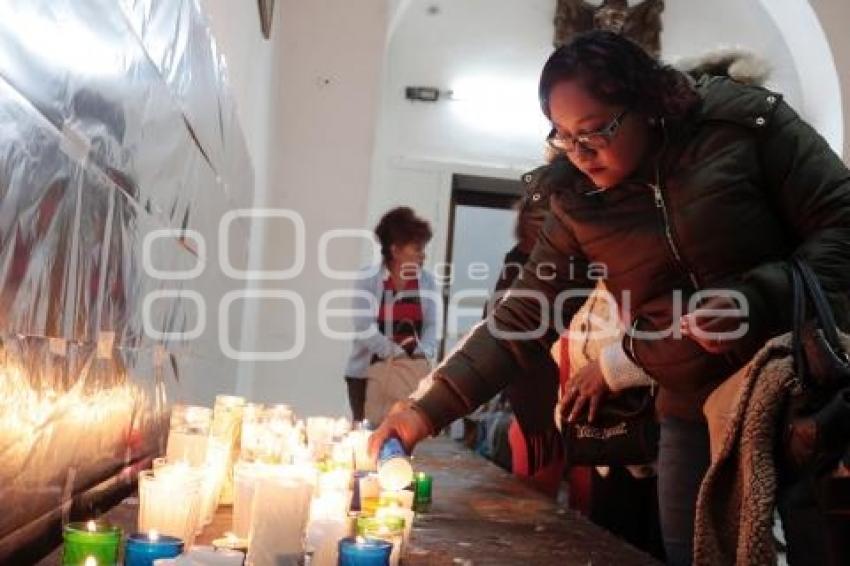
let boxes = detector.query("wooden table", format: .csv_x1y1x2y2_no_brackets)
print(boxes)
404,437,658,565
38,437,659,565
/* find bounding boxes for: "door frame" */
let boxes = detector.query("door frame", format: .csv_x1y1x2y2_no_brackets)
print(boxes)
440,174,523,359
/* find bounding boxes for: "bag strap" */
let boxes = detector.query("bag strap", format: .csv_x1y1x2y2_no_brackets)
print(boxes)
794,258,844,347
791,260,808,383
790,257,849,387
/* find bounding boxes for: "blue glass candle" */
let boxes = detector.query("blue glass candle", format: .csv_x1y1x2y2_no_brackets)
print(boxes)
338,536,392,566
124,531,183,566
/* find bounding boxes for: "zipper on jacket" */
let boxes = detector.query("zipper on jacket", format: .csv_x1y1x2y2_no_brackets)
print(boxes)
649,179,700,291
648,118,701,292
649,170,740,368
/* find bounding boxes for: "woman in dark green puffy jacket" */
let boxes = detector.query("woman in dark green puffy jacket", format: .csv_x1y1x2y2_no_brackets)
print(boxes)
371,31,850,565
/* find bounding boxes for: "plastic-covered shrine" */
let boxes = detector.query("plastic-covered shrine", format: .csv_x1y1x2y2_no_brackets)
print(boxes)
0,1,253,561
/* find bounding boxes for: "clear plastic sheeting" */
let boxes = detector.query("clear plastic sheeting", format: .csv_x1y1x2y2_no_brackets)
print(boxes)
0,338,172,547
119,0,255,206
0,0,253,558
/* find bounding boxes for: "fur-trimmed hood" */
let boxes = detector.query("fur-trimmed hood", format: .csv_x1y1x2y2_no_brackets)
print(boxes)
675,47,771,87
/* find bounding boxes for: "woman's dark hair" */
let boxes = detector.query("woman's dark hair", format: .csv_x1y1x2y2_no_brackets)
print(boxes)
374,206,432,263
539,30,699,120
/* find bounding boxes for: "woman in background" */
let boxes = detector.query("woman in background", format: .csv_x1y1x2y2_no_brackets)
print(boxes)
344,206,439,424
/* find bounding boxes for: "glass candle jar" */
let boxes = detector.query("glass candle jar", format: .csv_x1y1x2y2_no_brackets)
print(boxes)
166,404,212,466
338,536,392,566
124,530,183,566
355,517,404,566
413,472,432,513
211,395,245,505
377,438,412,492
62,520,121,566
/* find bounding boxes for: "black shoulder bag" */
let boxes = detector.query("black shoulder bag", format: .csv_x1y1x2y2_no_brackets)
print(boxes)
782,257,850,478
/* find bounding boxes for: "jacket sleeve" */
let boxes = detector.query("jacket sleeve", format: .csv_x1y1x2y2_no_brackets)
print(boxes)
414,203,595,432
729,99,850,346
415,270,441,360
350,271,403,361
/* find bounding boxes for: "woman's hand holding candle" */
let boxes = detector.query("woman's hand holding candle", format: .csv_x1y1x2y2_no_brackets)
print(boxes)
367,402,430,461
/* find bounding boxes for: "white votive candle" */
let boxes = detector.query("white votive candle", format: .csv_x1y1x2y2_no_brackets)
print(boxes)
247,475,313,566
176,546,244,565
306,517,351,566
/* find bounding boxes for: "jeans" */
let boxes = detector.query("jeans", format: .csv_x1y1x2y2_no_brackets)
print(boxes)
657,417,710,566
589,466,666,561
777,473,831,565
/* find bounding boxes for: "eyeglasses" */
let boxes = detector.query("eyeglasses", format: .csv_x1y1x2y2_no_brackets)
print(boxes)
546,107,630,153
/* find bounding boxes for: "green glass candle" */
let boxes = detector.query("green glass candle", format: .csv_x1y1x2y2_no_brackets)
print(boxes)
63,520,122,566
413,472,432,512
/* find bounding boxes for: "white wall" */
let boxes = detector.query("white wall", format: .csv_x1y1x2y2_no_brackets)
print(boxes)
195,0,280,402
753,0,842,156
809,0,850,160
198,0,390,415
245,0,390,414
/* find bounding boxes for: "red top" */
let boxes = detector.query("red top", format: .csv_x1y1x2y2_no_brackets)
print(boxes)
376,275,424,345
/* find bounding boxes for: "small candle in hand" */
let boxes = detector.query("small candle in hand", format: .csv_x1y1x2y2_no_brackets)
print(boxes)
376,439,412,492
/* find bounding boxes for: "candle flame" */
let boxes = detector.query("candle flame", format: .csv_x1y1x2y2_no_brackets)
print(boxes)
418,472,426,480
84,557,97,566
225,532,238,542
86,520,97,532
148,529,159,541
